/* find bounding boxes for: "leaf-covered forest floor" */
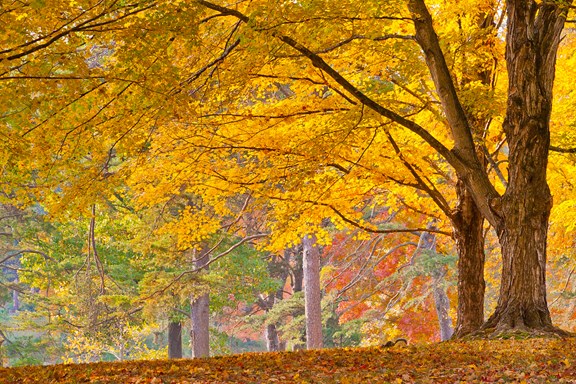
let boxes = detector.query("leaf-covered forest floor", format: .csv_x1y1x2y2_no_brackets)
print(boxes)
2,338,576,383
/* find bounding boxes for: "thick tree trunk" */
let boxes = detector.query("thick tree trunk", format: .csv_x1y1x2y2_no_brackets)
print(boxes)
483,0,570,333
191,251,210,357
452,182,485,337
302,235,323,349
168,321,183,359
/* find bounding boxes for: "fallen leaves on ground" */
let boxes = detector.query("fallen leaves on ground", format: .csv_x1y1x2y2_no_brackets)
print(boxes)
2,338,576,383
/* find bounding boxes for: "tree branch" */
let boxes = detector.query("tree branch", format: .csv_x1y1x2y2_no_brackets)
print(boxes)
140,233,269,300
0,249,56,266
550,145,576,153
315,34,415,54
195,0,458,167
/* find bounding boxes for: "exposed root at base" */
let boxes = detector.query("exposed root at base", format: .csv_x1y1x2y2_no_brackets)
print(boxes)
466,326,574,340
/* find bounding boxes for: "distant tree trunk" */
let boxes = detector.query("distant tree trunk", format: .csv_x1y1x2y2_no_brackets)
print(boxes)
191,250,210,358
452,182,485,337
288,247,306,351
265,323,280,351
302,235,322,349
419,228,454,340
292,247,304,293
260,290,283,352
11,275,20,313
433,268,454,341
168,321,183,359
261,252,291,352
191,293,210,357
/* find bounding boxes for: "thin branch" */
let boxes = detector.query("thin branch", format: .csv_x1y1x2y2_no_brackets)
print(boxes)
170,38,241,95
550,145,576,153
195,0,458,168
140,233,268,300
266,194,452,236
315,34,414,54
90,204,106,294
550,267,576,307
2,2,157,61
0,249,56,265
385,130,452,217
482,144,508,187
335,241,417,300
199,108,350,120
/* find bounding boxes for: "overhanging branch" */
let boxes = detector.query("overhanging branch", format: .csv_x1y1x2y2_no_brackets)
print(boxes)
195,0,458,168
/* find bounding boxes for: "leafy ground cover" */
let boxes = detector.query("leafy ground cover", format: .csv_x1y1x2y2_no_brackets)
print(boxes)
1,338,576,383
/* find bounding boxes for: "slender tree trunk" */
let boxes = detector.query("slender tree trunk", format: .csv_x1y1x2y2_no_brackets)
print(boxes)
419,228,454,340
191,293,210,357
302,235,322,349
433,268,454,341
168,321,183,359
292,247,304,293
261,253,290,352
265,323,280,351
260,290,283,352
191,251,210,357
289,247,306,350
452,182,485,337
484,0,570,333
11,275,20,313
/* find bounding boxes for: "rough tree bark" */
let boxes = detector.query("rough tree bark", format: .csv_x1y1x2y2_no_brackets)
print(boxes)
483,1,570,332
451,10,497,338
452,183,485,337
168,321,183,359
302,235,323,349
190,251,210,358
408,0,572,334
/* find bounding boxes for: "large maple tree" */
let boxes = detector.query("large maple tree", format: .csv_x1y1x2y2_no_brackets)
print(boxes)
2,0,576,338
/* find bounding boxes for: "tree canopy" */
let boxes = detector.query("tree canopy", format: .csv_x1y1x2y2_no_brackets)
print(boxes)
2,0,576,366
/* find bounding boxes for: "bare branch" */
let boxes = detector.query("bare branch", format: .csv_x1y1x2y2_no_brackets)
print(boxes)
550,145,576,153
315,34,414,54
0,249,56,266
140,233,269,300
